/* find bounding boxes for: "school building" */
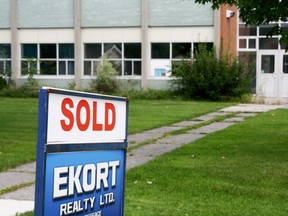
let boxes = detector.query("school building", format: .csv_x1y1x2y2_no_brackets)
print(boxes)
0,0,287,103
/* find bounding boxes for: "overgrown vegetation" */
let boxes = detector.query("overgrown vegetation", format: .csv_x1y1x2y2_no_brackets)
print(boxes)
90,57,119,94
0,58,39,97
172,45,252,101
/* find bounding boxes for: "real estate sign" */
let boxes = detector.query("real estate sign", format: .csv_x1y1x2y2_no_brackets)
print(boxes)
34,87,128,216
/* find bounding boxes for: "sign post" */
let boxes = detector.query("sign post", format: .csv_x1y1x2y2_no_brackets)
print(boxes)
34,87,128,216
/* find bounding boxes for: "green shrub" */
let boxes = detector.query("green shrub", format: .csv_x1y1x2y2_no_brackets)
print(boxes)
90,57,119,94
172,45,252,100
0,76,7,90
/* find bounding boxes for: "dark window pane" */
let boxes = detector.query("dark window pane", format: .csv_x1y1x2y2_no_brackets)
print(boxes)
59,61,66,75
283,55,288,74
85,44,101,58
239,24,257,36
68,61,74,75
0,61,3,74
261,55,274,74
40,61,57,75
59,44,74,59
104,43,122,59
134,61,141,75
151,43,169,59
249,39,256,49
259,24,278,36
22,44,37,58
84,61,92,75
0,44,11,58
124,43,141,58
259,38,278,49
124,61,132,75
172,43,191,59
239,39,247,48
40,44,56,58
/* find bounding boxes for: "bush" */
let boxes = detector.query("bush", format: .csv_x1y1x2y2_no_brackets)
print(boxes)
172,45,252,100
0,76,7,90
90,57,119,94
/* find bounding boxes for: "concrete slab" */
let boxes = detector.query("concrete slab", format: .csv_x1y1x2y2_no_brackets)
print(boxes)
187,122,235,134
206,112,229,117
192,115,215,122
224,117,245,122
236,113,258,117
171,120,201,127
9,162,36,173
0,172,35,191
156,133,205,145
0,185,35,201
0,199,34,216
128,126,181,145
221,104,285,113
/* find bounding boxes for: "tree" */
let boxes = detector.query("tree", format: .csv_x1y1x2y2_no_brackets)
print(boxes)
195,0,288,45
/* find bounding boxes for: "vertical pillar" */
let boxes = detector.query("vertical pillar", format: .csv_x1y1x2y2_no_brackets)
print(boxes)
141,0,148,90
214,9,220,57
11,0,19,85
74,0,82,89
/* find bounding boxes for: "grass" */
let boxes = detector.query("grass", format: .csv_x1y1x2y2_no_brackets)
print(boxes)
124,109,288,215
128,99,234,134
0,97,233,171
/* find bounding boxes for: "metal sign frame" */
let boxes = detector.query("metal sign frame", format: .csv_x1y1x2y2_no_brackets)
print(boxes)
34,87,128,216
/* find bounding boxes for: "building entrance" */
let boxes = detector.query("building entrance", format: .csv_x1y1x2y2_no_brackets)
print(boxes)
257,51,288,101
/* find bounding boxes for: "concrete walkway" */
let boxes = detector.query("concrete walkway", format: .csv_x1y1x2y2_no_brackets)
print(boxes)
0,103,286,216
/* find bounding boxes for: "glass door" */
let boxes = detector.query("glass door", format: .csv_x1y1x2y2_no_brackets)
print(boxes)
257,52,278,98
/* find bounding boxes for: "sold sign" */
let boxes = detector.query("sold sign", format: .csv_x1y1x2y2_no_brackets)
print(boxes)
47,92,127,144
35,88,128,216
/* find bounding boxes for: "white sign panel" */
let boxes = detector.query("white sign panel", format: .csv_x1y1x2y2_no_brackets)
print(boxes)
47,93,127,144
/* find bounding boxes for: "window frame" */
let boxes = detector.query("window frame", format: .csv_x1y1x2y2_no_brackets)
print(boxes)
21,43,75,76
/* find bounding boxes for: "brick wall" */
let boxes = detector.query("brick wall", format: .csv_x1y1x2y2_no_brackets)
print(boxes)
219,5,237,59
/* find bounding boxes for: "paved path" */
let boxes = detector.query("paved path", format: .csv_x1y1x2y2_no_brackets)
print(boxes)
0,103,286,215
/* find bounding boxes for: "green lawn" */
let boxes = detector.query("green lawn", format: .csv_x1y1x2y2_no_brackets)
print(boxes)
0,97,233,171
125,109,288,215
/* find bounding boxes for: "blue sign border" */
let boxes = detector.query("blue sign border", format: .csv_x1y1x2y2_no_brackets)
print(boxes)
34,88,128,216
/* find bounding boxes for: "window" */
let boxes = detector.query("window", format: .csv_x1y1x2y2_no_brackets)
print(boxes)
124,43,141,76
84,43,142,76
84,44,102,75
259,24,278,36
0,44,11,76
283,55,288,74
261,55,275,74
21,44,74,76
239,24,257,36
151,43,169,59
172,43,191,59
259,38,278,50
59,44,74,75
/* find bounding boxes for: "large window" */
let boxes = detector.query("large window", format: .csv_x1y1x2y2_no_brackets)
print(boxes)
0,44,11,77
21,43,74,76
151,42,213,77
84,43,141,76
